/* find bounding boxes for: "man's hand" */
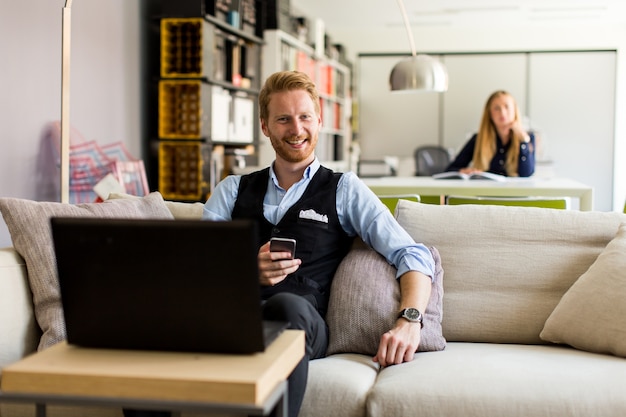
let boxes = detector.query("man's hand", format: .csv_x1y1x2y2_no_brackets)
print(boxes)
373,271,431,367
258,241,301,286
373,319,421,367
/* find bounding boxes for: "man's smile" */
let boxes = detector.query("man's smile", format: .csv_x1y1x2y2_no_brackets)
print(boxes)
286,137,307,146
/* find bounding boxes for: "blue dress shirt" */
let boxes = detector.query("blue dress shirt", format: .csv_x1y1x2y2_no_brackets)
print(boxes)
203,158,435,280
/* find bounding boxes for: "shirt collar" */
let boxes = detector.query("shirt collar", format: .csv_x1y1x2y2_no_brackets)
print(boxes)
269,157,321,187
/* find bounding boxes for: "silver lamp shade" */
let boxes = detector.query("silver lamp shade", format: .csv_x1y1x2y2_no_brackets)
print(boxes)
390,54,448,93
389,0,449,93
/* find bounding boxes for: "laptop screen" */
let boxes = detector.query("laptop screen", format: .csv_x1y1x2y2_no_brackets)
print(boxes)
51,217,276,354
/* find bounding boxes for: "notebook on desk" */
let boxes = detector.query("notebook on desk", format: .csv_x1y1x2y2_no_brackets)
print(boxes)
50,217,288,354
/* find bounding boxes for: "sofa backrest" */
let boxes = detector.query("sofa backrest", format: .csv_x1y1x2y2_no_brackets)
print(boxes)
395,201,626,344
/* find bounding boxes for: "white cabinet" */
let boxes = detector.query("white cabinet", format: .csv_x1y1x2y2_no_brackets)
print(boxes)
528,51,616,211
260,30,352,169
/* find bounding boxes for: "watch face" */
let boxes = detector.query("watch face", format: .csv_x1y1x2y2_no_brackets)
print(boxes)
405,308,421,321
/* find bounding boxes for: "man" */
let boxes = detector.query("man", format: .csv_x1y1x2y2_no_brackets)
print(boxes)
202,70,434,417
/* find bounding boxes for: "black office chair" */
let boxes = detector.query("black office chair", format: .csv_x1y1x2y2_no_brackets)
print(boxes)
414,145,451,176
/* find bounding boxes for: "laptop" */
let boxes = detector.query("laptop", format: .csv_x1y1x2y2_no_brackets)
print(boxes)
50,217,288,354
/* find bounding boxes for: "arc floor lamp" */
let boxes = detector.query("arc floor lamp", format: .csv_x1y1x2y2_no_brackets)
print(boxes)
389,0,448,92
60,0,72,203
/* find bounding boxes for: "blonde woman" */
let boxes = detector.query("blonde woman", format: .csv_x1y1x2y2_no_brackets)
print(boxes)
446,90,535,177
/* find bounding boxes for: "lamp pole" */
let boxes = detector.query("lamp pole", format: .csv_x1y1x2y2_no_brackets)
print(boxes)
60,0,73,203
396,0,417,58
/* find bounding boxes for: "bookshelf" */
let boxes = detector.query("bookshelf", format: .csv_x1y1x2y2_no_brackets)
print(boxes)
145,9,264,202
260,29,352,170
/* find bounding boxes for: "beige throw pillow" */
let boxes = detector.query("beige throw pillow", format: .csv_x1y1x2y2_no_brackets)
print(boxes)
540,222,626,357
0,192,174,350
107,192,204,220
326,242,445,356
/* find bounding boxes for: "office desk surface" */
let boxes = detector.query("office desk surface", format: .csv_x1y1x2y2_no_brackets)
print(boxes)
362,177,594,211
1,330,305,407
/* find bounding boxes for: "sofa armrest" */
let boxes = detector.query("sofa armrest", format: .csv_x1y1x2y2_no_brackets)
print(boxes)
0,247,39,373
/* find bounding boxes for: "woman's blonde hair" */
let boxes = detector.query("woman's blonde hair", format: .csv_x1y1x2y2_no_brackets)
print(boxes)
472,90,525,176
258,71,320,122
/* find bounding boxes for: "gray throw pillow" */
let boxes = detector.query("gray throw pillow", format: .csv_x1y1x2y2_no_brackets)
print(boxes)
326,242,445,356
0,192,174,350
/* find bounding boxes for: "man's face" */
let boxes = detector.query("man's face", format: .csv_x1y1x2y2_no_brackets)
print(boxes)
261,89,321,164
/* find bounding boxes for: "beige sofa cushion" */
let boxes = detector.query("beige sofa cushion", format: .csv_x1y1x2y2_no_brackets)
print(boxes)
326,241,445,356
300,354,379,417
395,201,626,344
367,342,626,417
0,193,174,350
107,192,204,220
541,222,626,357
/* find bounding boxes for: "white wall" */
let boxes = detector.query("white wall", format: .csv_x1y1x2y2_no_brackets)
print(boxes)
331,23,626,212
0,4,624,249
0,0,141,247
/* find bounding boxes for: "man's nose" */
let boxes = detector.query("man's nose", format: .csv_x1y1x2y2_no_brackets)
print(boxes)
288,119,304,135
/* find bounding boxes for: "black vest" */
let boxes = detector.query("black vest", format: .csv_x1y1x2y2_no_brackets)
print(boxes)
232,166,353,316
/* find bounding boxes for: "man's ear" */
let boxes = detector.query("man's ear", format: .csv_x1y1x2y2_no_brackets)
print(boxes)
260,118,269,137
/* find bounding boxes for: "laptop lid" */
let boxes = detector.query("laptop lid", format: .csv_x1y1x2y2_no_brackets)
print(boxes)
50,217,285,354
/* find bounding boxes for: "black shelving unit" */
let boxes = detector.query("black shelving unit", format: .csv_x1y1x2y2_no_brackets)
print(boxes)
141,0,263,202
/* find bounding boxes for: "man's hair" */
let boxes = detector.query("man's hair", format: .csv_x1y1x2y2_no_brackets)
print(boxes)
258,71,320,122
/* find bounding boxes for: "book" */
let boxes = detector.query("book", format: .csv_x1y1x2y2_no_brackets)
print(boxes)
432,171,507,182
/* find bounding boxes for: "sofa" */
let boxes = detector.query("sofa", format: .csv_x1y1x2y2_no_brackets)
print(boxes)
2,192,626,417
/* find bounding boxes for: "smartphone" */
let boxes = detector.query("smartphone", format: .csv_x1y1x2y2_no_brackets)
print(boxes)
270,237,296,260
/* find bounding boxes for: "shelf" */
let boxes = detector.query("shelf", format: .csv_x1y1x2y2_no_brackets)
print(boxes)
151,7,263,46
204,78,260,95
158,141,211,201
161,17,262,90
158,80,257,144
158,80,208,139
148,11,263,201
203,14,264,45
146,8,352,201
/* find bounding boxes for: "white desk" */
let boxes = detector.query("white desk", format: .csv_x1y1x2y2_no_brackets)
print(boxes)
361,177,594,211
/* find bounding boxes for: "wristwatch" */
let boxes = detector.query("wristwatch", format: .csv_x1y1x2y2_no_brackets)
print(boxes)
398,308,424,328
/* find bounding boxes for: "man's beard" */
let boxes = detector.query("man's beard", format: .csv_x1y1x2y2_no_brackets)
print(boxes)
270,134,317,163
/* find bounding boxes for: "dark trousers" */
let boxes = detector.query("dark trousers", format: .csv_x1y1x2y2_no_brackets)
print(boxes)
124,292,327,417
262,292,329,417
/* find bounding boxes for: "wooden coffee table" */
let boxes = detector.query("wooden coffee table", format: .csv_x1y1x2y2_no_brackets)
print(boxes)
0,330,304,417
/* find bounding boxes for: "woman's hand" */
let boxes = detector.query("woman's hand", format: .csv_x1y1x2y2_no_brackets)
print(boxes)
511,125,530,143
257,241,301,286
459,167,481,175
